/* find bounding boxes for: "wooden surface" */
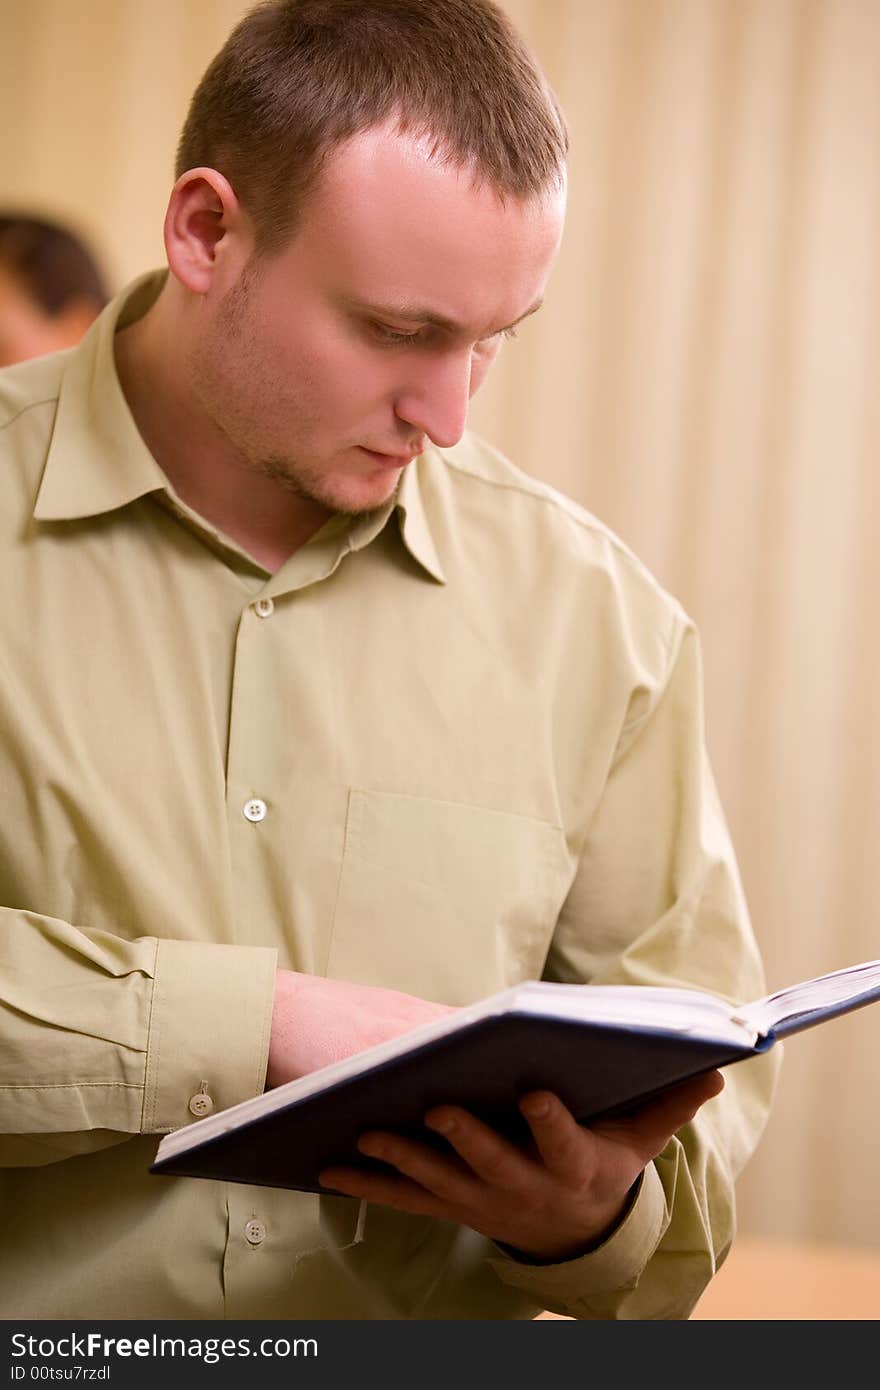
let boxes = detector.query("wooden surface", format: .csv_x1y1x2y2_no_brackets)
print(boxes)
691,1236,880,1319
537,1236,880,1320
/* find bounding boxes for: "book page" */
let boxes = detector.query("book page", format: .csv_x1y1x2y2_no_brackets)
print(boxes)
511,980,756,1043
739,959,880,1037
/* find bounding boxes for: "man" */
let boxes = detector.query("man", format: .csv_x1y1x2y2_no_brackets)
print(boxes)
0,0,777,1319
0,213,108,367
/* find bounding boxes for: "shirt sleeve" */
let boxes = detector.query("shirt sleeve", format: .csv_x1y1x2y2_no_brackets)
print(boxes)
0,909,277,1166
488,614,780,1319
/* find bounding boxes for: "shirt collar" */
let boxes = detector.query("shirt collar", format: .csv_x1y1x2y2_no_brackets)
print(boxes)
338,463,446,584
32,268,446,584
33,271,171,522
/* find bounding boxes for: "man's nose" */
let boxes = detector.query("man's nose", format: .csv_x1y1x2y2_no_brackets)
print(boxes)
393,349,473,450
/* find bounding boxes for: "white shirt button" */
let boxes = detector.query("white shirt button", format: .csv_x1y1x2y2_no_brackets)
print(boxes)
188,1091,214,1118
254,598,274,618
243,798,267,823
244,1219,266,1246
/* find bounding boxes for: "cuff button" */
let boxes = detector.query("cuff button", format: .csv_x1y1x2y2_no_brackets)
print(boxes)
188,1089,215,1117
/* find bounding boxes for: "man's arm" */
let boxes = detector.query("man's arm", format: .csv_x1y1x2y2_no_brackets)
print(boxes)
515,617,780,1315
265,969,457,1087
0,916,453,1166
0,912,276,1165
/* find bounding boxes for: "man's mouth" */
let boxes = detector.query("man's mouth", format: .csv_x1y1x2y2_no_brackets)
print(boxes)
358,447,419,468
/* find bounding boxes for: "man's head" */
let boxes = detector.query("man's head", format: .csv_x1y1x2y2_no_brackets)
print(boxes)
160,0,568,518
0,215,108,368
176,0,567,255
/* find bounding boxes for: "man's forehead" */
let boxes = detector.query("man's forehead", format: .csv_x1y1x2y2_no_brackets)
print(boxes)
324,120,487,189
298,129,563,300
308,121,566,224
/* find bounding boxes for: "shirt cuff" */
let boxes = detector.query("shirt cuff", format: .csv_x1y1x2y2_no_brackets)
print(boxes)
141,938,278,1133
486,1162,668,1314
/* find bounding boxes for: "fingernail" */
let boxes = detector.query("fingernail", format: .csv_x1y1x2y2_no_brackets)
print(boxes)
523,1096,550,1118
427,1112,455,1134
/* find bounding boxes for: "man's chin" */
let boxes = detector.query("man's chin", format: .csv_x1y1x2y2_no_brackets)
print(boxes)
259,458,404,517
319,468,405,517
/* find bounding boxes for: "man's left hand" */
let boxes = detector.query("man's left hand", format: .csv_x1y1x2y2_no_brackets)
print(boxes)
318,1070,724,1262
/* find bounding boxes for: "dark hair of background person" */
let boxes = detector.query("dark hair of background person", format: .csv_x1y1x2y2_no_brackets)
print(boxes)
0,213,110,368
0,214,108,317
175,0,569,256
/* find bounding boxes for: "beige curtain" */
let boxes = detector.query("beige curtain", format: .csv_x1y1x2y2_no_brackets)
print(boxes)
2,0,879,1251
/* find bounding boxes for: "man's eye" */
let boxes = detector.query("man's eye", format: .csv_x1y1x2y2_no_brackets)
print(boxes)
473,326,518,356
370,322,421,346
367,322,518,349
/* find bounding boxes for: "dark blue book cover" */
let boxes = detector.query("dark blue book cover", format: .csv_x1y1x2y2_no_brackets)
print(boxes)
150,960,880,1194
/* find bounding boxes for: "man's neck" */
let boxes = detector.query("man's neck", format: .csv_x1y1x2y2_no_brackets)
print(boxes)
113,286,332,572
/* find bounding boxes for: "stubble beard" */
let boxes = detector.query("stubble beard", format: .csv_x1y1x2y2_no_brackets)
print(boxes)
193,263,402,522
257,453,403,519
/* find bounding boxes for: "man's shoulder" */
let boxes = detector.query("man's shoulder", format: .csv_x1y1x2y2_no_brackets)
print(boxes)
426,431,686,625
435,429,648,561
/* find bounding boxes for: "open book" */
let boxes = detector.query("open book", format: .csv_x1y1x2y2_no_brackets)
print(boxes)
150,958,880,1194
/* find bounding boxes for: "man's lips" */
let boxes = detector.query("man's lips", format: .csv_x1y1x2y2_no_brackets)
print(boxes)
358,446,419,468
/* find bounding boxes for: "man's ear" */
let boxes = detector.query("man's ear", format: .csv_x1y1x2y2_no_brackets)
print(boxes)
163,167,248,295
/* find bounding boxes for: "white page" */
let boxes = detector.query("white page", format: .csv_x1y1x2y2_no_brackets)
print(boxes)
738,959,880,1036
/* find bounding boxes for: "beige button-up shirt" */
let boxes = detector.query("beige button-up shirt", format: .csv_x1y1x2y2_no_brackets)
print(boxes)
0,273,778,1319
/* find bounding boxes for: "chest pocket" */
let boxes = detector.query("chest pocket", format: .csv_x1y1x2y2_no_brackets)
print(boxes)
325,788,570,1002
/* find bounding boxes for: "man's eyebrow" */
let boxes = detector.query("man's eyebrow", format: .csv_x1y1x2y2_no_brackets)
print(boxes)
343,296,544,335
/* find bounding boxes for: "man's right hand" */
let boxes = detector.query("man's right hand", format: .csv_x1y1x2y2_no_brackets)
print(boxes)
265,969,458,1088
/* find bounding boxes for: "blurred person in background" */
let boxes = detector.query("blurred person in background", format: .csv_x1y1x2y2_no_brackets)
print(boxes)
0,212,108,367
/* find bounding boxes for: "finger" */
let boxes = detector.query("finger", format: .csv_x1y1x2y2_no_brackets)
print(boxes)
318,1163,447,1218
641,1070,725,1132
423,1106,535,1190
352,1127,479,1206
598,1070,725,1161
517,1091,591,1183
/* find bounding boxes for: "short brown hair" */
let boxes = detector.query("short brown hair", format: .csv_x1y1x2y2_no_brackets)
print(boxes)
176,0,568,253
0,214,108,315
